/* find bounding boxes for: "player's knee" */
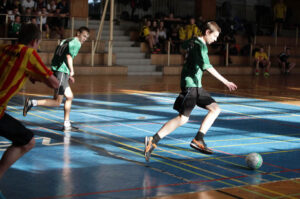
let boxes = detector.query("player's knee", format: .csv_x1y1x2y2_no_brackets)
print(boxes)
22,138,35,152
210,104,221,115
178,115,189,125
65,94,74,101
54,98,63,106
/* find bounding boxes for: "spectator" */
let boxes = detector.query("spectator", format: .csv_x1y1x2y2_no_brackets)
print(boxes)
273,0,286,36
139,19,155,54
22,7,32,24
0,0,13,14
37,7,50,38
34,0,46,12
49,8,64,39
8,14,20,39
150,20,159,52
7,6,20,22
57,0,68,28
169,23,180,54
21,0,34,13
47,0,56,13
164,12,181,37
178,22,186,42
1,0,13,24
254,46,271,77
196,15,205,30
157,20,167,53
278,47,296,74
185,17,201,40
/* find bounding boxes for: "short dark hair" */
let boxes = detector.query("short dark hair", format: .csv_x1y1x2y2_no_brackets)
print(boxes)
77,26,90,34
18,24,42,45
202,21,221,35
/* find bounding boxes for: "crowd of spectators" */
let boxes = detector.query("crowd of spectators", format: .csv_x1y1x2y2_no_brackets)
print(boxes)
139,13,205,54
0,0,69,39
138,12,257,57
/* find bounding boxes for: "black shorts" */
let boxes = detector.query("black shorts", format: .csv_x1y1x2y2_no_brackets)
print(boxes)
173,87,216,117
0,113,34,146
54,71,69,95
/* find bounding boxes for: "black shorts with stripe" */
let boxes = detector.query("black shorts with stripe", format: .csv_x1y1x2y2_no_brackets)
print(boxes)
173,87,216,117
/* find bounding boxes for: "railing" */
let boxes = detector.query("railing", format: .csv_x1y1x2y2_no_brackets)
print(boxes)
165,40,291,68
0,3,115,67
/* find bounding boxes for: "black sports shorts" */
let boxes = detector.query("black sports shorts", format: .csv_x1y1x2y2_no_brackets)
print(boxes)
53,71,69,95
0,113,34,146
173,87,216,117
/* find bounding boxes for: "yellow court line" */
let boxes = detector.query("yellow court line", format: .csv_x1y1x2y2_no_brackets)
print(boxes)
16,105,300,186
6,101,298,199
10,110,296,198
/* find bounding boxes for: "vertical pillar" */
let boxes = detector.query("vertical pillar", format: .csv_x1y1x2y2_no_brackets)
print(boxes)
194,0,216,20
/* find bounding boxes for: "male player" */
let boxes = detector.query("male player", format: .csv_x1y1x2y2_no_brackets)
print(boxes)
23,26,90,132
0,24,59,179
144,21,237,161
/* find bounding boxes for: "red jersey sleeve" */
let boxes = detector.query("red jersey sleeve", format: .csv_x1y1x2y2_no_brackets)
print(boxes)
26,50,53,81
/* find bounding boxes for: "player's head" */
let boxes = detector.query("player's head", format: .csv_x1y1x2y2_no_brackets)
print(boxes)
286,47,291,54
202,21,221,44
76,26,90,44
18,23,42,49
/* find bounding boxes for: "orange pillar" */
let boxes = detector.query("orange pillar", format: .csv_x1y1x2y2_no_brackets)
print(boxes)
70,0,88,18
195,0,216,20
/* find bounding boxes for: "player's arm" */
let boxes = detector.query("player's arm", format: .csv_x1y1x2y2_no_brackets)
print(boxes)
206,67,237,91
27,51,59,89
44,74,59,89
66,54,74,76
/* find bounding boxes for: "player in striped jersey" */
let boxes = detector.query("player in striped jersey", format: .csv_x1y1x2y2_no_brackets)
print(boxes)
0,24,59,179
23,27,90,132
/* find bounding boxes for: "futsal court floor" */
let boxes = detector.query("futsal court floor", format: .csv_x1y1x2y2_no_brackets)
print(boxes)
0,74,300,199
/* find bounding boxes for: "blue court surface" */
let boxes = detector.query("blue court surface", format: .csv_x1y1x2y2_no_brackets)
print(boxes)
1,92,300,199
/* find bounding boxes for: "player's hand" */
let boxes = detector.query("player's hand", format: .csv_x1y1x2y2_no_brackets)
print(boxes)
69,76,75,83
225,81,237,92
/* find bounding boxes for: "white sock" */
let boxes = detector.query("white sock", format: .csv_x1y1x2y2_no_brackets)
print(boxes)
64,120,71,127
32,99,38,106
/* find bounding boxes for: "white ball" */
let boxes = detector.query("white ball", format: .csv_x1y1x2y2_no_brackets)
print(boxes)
245,152,263,169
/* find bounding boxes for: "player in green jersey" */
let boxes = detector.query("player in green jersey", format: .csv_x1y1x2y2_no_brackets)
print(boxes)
144,21,237,161
23,26,90,132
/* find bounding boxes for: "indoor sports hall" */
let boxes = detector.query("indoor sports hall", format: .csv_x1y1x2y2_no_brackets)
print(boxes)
1,0,300,199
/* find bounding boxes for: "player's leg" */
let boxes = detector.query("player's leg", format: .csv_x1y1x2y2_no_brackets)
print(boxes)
144,88,196,161
0,114,35,179
191,89,220,154
144,114,188,161
23,71,65,116
62,86,75,132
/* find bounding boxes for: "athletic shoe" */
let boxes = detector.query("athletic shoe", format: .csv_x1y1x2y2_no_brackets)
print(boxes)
23,98,33,117
190,138,213,154
264,72,270,77
63,125,79,132
144,136,157,162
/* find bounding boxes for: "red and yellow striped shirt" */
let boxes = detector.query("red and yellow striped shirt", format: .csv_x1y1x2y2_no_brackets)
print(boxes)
0,44,53,118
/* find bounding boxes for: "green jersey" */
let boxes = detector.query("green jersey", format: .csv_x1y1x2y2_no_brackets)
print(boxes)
180,37,212,89
51,37,81,74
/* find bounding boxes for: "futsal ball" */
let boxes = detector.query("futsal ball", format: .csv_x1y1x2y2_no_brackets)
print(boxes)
245,153,263,169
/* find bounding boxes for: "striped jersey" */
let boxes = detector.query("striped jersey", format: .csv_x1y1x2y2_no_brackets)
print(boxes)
0,44,53,118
